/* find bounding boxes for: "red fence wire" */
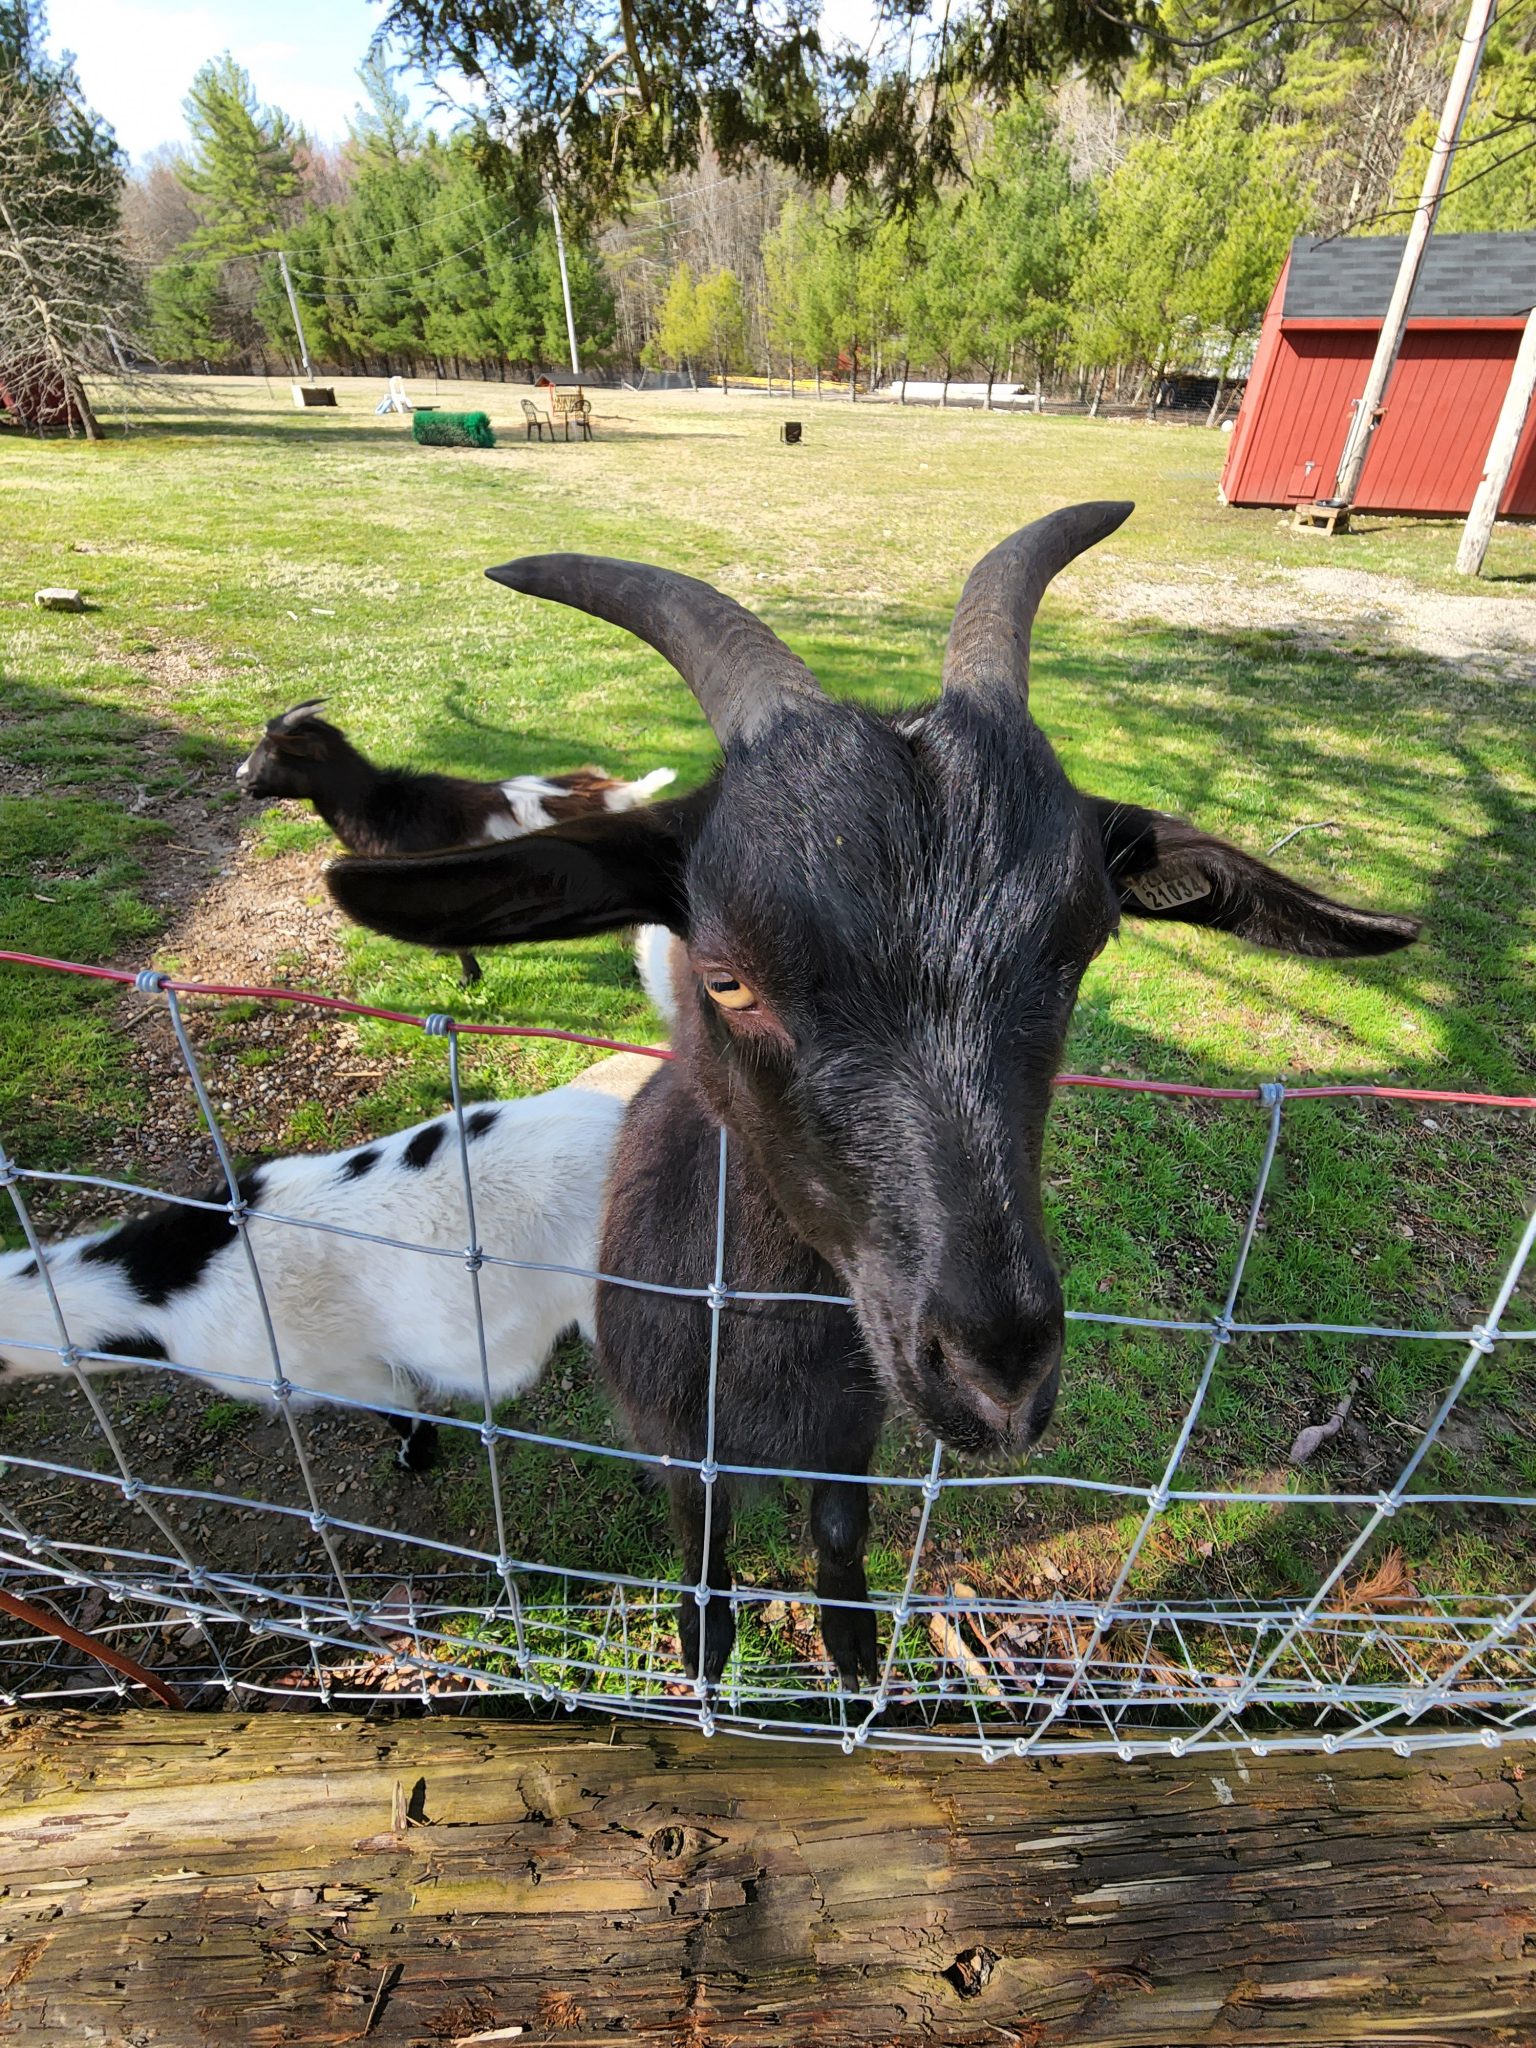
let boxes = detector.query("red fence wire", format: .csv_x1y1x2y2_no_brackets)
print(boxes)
3,950,1533,1110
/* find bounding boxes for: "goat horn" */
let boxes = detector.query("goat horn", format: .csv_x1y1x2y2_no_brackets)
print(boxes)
942,503,1134,707
275,699,326,728
484,556,825,744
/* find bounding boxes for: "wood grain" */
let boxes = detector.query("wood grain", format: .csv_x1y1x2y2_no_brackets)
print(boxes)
1,1713,1533,2045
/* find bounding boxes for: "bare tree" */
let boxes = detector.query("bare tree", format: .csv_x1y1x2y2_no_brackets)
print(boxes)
121,145,199,270
0,4,129,440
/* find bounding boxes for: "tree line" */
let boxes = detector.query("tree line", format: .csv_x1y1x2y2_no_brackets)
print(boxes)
6,0,1536,429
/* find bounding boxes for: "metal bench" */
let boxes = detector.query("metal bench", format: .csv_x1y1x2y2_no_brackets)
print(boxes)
521,397,552,442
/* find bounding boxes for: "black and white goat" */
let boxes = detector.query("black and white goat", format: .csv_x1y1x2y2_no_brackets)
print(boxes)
326,506,1420,1682
236,701,675,983
0,1084,626,1469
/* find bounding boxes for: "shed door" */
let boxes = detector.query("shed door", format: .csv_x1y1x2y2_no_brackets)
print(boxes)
1286,457,1321,502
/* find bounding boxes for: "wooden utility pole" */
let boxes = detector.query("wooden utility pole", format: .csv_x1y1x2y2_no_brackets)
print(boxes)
276,250,313,383
547,191,582,375
1323,0,1497,527
1457,304,1536,574
3,1712,1536,2045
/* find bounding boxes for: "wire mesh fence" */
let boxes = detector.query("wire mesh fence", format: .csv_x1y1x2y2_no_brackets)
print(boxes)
2,948,1533,1760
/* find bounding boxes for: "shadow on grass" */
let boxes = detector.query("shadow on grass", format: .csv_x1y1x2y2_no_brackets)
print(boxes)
792,601,1533,1093
0,680,252,1174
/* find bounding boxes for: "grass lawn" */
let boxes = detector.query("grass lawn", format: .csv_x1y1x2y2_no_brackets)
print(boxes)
2,376,1533,1707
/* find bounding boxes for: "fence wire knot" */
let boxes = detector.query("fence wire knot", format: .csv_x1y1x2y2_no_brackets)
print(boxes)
1259,1080,1286,1106
133,969,169,995
422,1012,455,1037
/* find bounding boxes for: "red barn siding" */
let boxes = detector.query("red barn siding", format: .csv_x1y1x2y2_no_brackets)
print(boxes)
1220,259,1289,505
1220,314,1536,517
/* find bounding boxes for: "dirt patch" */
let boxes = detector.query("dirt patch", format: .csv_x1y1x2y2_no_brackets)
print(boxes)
105,836,394,1187
1,1372,464,1601
1094,561,1536,672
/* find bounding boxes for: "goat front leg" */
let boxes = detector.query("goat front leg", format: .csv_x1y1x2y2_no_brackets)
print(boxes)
456,950,482,987
381,1408,439,1472
811,1477,878,1688
670,1472,735,1682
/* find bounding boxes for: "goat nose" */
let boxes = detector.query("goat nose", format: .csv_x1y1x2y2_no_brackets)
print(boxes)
922,1301,1062,1388
967,1347,1061,1445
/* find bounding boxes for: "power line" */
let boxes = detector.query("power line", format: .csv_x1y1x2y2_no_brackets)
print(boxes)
1339,126,1536,231
282,211,537,287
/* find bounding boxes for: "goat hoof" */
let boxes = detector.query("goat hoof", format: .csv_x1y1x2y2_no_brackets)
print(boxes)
679,1595,736,1683
822,1604,880,1690
457,953,482,987
396,1419,440,1473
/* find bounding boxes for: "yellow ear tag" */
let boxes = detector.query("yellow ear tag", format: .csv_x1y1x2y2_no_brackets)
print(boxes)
1127,866,1210,912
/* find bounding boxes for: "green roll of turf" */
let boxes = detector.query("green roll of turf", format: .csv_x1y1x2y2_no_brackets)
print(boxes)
412,410,495,448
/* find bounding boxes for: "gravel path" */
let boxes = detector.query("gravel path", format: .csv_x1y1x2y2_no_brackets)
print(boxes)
1096,561,1536,672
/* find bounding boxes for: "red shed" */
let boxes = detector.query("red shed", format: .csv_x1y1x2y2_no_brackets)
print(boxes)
1220,231,1536,517
0,365,84,435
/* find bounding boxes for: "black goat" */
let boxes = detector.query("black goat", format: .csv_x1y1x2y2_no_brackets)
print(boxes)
326,506,1420,1687
237,701,674,984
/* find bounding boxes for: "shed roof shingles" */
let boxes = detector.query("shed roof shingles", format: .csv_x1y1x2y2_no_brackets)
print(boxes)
1283,231,1536,321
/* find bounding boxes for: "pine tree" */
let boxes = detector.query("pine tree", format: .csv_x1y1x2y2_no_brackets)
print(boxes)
349,49,422,170
180,55,303,257
971,98,1086,407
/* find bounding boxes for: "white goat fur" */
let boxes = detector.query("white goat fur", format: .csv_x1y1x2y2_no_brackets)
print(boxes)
0,1085,626,1422
634,923,681,1025
482,767,676,840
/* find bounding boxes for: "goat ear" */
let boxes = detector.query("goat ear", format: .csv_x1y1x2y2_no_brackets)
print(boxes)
1090,799,1420,958
273,725,330,758
326,786,711,950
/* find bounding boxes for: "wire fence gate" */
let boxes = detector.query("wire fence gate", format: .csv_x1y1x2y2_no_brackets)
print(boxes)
1,949,1534,1761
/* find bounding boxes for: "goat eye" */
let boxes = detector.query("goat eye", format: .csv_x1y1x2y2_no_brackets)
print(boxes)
703,972,757,1011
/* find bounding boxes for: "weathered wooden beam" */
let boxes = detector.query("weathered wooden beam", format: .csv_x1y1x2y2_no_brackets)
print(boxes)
1,1713,1533,2045
1457,306,1536,578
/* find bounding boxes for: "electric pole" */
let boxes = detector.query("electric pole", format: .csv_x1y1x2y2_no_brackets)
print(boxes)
277,251,313,382
547,192,582,375
1326,0,1497,524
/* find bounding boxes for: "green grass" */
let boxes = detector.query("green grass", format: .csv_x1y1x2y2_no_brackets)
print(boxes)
2,375,1533,1683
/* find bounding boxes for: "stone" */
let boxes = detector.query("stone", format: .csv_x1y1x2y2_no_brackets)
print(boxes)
35,587,85,611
